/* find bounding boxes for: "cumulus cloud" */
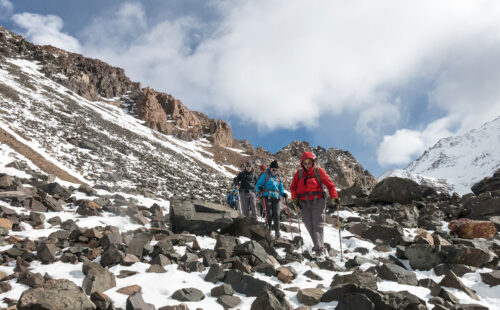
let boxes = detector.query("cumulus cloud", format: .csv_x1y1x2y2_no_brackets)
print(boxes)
377,117,455,166
79,1,500,137
0,0,13,20
8,0,500,169
11,13,82,53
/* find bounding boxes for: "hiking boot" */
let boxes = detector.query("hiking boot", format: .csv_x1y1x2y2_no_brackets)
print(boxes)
316,253,326,263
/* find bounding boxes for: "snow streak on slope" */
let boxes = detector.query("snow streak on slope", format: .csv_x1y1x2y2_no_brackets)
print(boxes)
0,57,237,201
381,117,500,195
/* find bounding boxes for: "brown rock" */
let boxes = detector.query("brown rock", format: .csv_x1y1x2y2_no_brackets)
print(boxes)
277,267,294,284
448,218,497,239
117,285,142,295
439,270,479,300
0,218,13,230
414,229,434,245
480,270,500,287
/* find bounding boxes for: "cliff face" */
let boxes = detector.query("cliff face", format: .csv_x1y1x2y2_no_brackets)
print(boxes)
0,26,234,147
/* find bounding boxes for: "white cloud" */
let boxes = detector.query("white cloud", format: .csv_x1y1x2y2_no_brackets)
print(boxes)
79,0,500,137
377,117,455,166
0,0,13,20
8,1,500,169
11,13,82,53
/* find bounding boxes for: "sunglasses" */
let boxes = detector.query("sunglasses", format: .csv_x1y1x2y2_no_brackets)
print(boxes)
270,168,278,172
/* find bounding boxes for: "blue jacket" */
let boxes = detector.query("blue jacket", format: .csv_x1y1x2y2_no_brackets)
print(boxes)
255,170,285,199
227,191,239,205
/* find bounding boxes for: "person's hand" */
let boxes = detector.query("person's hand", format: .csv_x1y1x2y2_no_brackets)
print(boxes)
257,186,263,192
331,197,341,206
292,198,299,206
282,193,288,198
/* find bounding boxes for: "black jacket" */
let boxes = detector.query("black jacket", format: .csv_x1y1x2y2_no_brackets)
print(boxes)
234,169,258,191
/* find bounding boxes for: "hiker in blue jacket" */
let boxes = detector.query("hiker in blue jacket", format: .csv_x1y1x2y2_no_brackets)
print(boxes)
255,160,287,238
226,189,240,211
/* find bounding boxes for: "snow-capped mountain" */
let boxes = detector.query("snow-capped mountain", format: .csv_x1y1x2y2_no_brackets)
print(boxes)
380,117,500,194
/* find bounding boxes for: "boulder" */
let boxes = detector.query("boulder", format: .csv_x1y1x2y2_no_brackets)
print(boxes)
76,200,102,216
126,233,152,259
441,244,494,267
37,243,58,263
250,290,293,310
480,270,500,286
405,244,443,270
220,216,272,244
369,177,433,204
100,246,125,267
234,240,269,265
296,288,324,306
433,264,476,277
17,279,96,310
471,169,500,195
82,263,116,294
377,263,418,286
211,284,234,297
216,295,241,308
361,224,404,245
205,264,226,284
448,218,497,239
224,269,277,297
37,182,71,199
335,292,375,310
90,292,115,310
169,199,239,235
126,291,155,310
171,288,205,302
277,267,294,284
330,271,377,290
303,270,323,281
465,192,500,219
439,270,479,300
117,285,142,295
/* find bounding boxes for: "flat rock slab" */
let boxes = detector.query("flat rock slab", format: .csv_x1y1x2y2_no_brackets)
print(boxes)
169,199,239,235
297,288,324,306
480,270,500,287
171,288,205,302
217,295,241,308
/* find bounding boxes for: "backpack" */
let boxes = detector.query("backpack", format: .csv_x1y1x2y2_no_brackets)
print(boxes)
258,172,282,198
297,167,325,200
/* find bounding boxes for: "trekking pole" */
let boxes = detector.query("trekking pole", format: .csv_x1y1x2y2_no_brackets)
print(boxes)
284,197,294,240
295,203,304,255
336,202,343,262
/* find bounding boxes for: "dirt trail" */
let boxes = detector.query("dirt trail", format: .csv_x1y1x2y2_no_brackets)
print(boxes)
0,127,85,184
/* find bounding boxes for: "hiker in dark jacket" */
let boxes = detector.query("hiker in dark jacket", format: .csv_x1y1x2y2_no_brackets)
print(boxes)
290,151,339,261
234,162,258,219
256,160,287,238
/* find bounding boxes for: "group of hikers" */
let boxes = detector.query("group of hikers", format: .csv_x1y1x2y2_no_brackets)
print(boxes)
227,151,340,261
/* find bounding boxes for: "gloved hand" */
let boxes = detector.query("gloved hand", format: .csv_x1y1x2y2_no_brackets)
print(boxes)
282,193,288,198
292,198,299,206
331,197,341,206
257,186,263,192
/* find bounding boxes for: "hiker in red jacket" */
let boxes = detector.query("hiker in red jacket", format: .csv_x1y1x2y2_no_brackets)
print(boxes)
290,151,340,261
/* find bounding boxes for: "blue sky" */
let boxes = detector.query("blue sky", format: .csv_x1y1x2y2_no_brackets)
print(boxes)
2,0,500,177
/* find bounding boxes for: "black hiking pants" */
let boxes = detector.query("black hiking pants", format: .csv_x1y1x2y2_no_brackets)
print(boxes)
264,197,280,237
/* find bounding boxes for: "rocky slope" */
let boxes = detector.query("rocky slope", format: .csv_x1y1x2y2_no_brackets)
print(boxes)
0,151,498,309
380,117,500,195
0,26,375,199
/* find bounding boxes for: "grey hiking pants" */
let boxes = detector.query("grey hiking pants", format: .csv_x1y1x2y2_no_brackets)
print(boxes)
300,197,326,254
239,190,257,219
264,197,280,237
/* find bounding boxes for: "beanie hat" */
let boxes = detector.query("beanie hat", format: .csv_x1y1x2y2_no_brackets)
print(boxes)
245,161,252,167
270,160,279,169
259,164,266,172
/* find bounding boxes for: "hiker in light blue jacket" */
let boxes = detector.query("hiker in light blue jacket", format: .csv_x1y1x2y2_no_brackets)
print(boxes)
255,160,287,238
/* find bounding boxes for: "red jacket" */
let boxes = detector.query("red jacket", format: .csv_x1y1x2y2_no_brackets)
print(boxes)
290,152,338,201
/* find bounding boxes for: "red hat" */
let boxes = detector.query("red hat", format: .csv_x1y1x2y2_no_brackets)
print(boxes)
259,164,266,172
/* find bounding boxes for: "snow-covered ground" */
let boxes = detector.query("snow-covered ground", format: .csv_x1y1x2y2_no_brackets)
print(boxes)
1,145,499,309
